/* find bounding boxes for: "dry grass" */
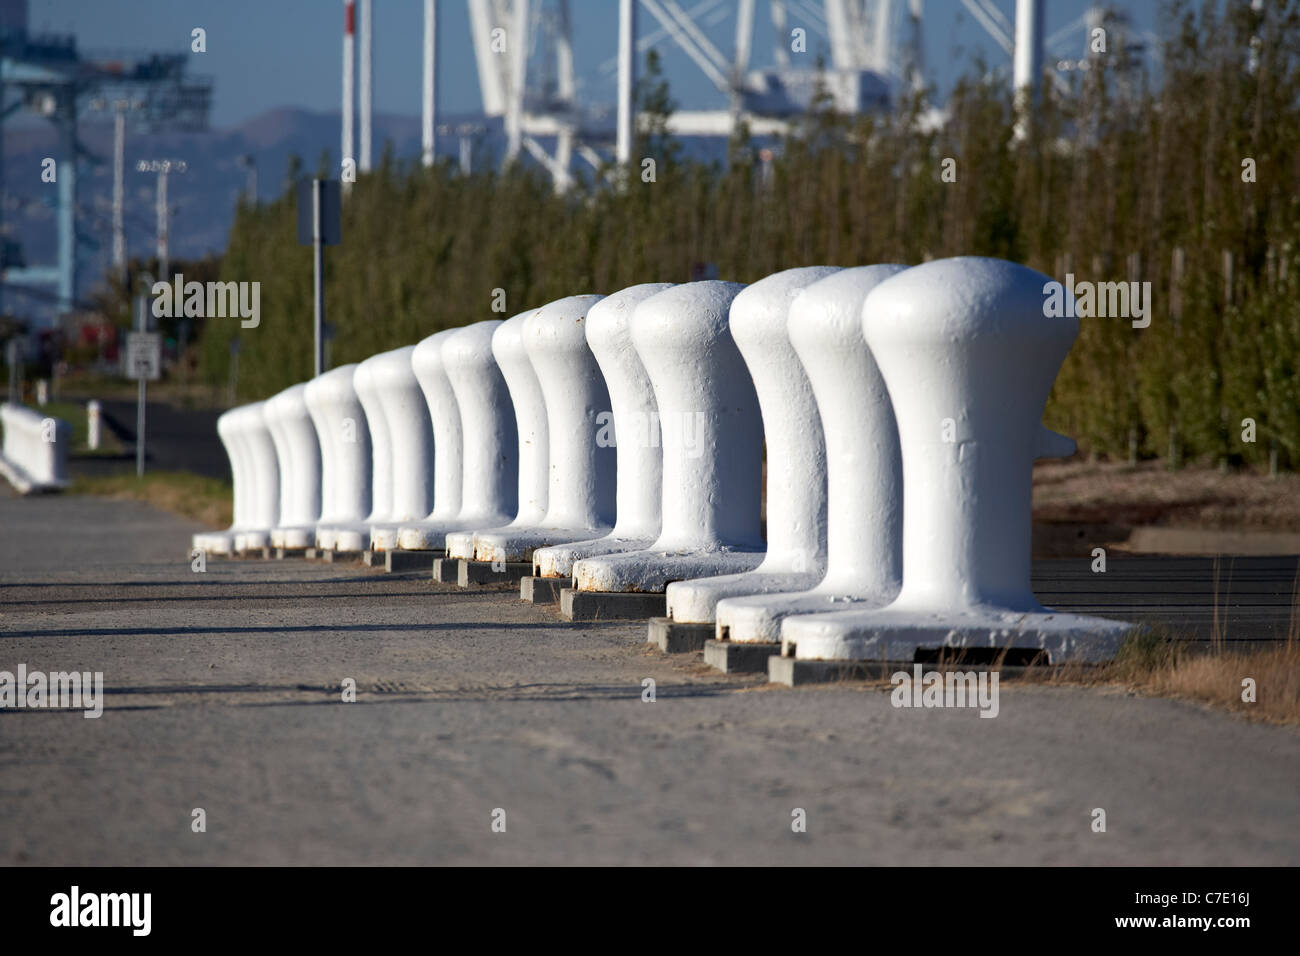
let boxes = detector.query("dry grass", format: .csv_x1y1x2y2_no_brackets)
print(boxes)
998,622,1300,726
71,471,232,530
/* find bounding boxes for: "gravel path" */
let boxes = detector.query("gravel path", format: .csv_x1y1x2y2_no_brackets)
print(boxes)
1,491,1296,865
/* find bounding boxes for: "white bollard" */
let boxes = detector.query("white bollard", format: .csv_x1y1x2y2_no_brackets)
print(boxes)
193,407,248,555
532,283,674,578
337,357,392,553
715,265,908,643
443,310,547,561
781,257,1134,664
0,402,70,494
368,345,435,550
401,321,518,550
267,383,322,550
394,329,464,550
664,266,840,624
87,400,101,451
232,401,280,552
472,295,616,563
35,379,48,406
305,364,373,552
572,280,765,593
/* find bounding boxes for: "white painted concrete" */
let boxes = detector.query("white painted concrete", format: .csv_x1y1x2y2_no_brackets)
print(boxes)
305,364,373,551
87,400,101,451
400,320,518,550
0,402,70,494
339,356,392,553
444,310,548,560
193,407,247,555
572,280,766,593
362,347,436,551
396,330,465,549
393,329,463,550
473,294,618,563
781,257,1135,663
267,384,322,550
232,401,280,552
665,266,840,622
532,283,674,578
715,264,908,642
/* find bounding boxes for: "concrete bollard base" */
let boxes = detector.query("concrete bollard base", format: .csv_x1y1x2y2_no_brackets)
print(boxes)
457,560,533,588
320,549,363,564
768,656,902,687
561,589,666,622
703,639,781,673
384,550,438,573
431,557,458,584
768,655,1061,687
520,575,566,604
192,532,234,557
235,531,270,553
646,617,713,653
782,608,1137,666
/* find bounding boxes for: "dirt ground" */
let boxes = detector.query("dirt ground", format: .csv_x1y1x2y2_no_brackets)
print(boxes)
1,491,1297,866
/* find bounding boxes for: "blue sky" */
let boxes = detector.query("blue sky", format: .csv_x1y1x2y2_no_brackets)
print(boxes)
34,0,1161,129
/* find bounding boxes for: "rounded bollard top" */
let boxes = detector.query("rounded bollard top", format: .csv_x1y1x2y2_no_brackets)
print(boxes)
233,400,268,433
631,280,747,351
524,294,604,351
490,309,537,365
730,266,840,338
304,363,361,405
351,357,376,396
216,406,241,436
359,344,417,384
268,382,310,418
862,256,1077,354
586,283,675,352
442,319,503,369
411,327,460,380
789,264,909,346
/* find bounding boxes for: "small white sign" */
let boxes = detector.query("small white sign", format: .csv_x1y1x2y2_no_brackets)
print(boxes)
124,332,161,381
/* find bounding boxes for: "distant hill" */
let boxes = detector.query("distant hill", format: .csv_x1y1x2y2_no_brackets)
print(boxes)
0,106,504,324
1,104,734,326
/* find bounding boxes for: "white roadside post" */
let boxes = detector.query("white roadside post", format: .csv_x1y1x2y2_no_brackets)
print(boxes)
395,328,474,552
531,283,674,582
473,295,616,577
341,358,391,554
567,281,766,626
304,364,372,557
442,310,548,579
267,383,323,554
712,265,909,672
361,346,437,557
774,257,1137,684
193,406,252,556
86,400,101,451
418,321,522,582
233,401,281,554
663,266,841,632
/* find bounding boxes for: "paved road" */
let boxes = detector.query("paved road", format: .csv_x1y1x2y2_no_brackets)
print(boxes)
62,397,229,480
0,491,1297,865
